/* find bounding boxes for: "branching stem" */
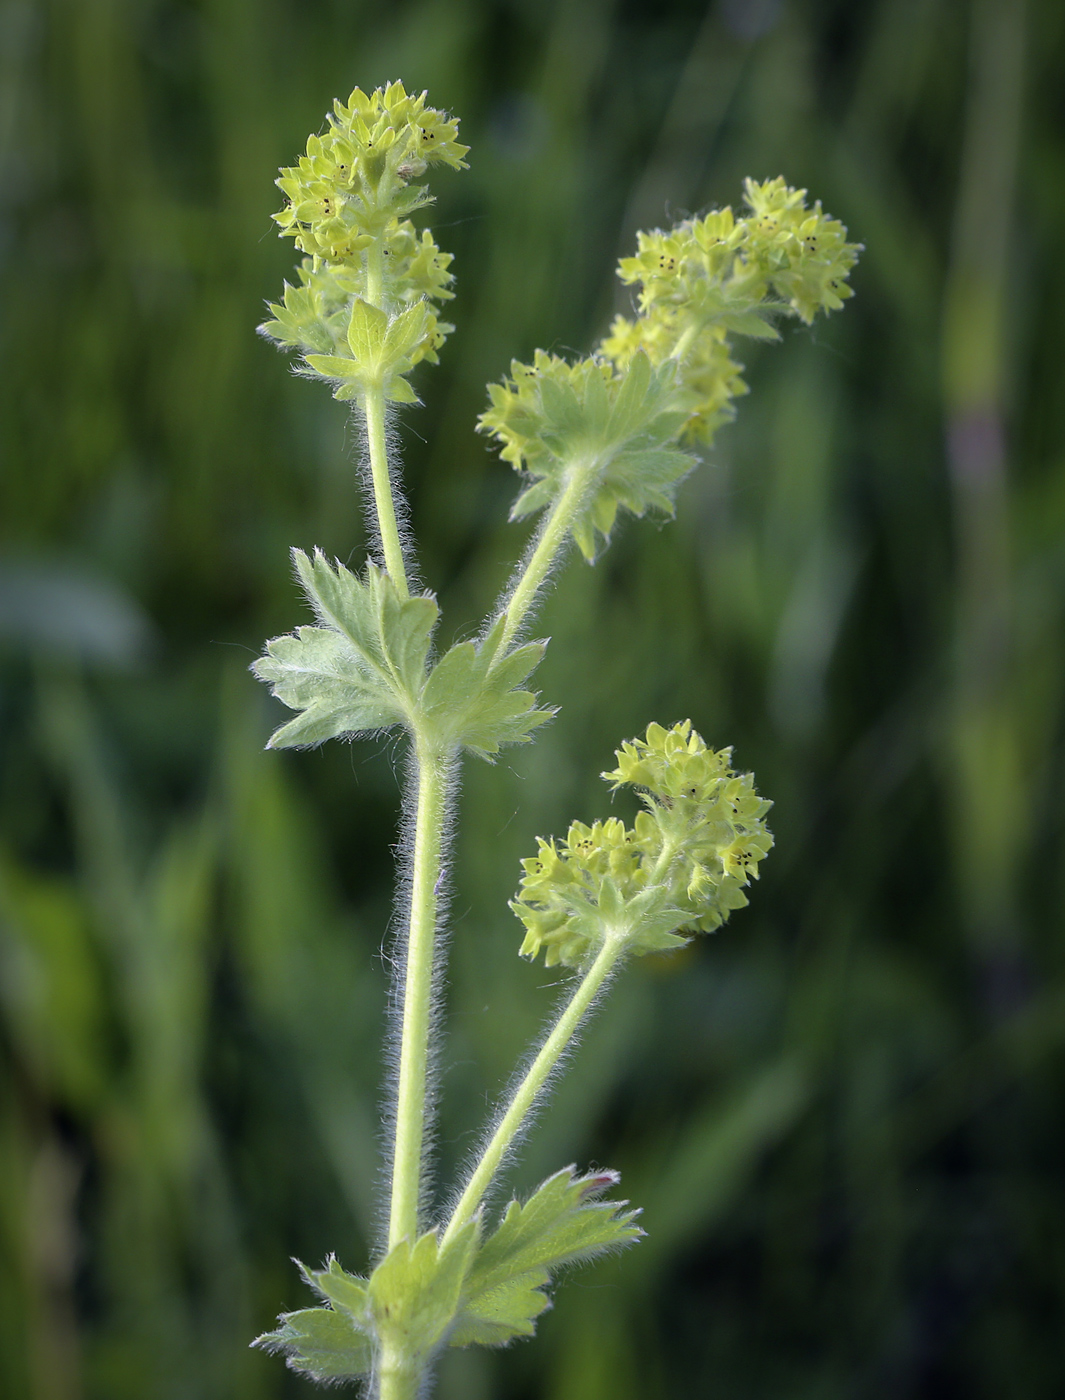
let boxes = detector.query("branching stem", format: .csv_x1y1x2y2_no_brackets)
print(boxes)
389,736,452,1248
443,932,626,1242
497,456,599,653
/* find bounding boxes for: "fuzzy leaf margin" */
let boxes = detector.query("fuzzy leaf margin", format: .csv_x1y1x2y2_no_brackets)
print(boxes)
450,1165,643,1348
421,615,553,759
252,548,438,748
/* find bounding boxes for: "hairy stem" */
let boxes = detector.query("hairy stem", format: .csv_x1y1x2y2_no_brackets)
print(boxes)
363,386,409,596
497,456,599,653
443,933,625,1241
377,1348,420,1400
389,737,451,1248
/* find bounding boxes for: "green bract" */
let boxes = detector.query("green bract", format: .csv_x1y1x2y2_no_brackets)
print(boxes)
479,349,693,560
512,721,774,968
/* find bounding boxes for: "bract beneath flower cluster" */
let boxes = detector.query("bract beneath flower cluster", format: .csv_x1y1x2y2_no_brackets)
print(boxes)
478,349,692,560
512,721,774,968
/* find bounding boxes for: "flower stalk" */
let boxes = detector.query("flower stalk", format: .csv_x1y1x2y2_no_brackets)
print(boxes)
444,932,625,1244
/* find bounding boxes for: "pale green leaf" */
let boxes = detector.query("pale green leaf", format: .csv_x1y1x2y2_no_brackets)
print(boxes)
346,297,389,362
383,301,430,362
368,1221,478,1362
420,616,552,758
253,1307,373,1380
481,352,694,561
252,549,438,747
300,1255,370,1320
450,1166,642,1349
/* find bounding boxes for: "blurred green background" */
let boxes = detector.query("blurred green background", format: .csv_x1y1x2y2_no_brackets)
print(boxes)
2,0,1064,1396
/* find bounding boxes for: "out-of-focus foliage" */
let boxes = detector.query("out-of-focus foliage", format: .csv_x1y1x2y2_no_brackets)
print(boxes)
1,1,1063,1398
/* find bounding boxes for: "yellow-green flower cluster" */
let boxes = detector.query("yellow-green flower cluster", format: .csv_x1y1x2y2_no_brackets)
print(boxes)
601,178,861,444
600,315,746,447
480,179,859,551
512,721,773,968
260,82,468,391
273,81,467,262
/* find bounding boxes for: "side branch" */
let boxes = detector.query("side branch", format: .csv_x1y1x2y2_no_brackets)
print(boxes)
442,932,625,1242
496,458,599,654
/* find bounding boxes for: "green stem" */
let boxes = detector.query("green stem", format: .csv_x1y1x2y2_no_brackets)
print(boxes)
377,1351,420,1400
442,933,625,1242
497,457,598,653
389,737,451,1248
363,386,409,596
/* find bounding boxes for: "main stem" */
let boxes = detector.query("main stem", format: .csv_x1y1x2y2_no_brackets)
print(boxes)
498,457,598,653
443,934,625,1242
361,233,409,596
389,736,450,1249
377,1349,420,1400
364,387,409,596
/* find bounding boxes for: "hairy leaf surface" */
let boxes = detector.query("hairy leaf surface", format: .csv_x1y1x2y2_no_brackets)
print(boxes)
252,548,438,748
368,1221,479,1361
450,1166,643,1347
253,1306,373,1381
421,616,552,758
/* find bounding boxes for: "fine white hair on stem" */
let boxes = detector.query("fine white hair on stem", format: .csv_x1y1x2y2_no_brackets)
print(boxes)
443,949,622,1226
375,737,461,1255
484,498,575,646
352,400,422,593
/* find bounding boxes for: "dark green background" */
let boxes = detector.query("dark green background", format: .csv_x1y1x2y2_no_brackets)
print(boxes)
2,0,1064,1396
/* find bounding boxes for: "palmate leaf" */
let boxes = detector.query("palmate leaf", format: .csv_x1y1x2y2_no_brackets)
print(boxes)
450,1166,643,1348
421,615,553,759
253,1257,373,1381
253,1307,373,1381
252,548,438,748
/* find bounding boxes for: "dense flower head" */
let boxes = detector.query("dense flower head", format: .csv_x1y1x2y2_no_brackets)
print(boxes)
272,81,468,264
512,721,773,968
614,179,860,329
598,178,861,445
261,82,467,398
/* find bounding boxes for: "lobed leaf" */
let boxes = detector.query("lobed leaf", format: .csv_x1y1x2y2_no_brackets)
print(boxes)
252,549,438,748
450,1166,643,1348
481,351,694,562
253,1306,373,1381
421,616,553,758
